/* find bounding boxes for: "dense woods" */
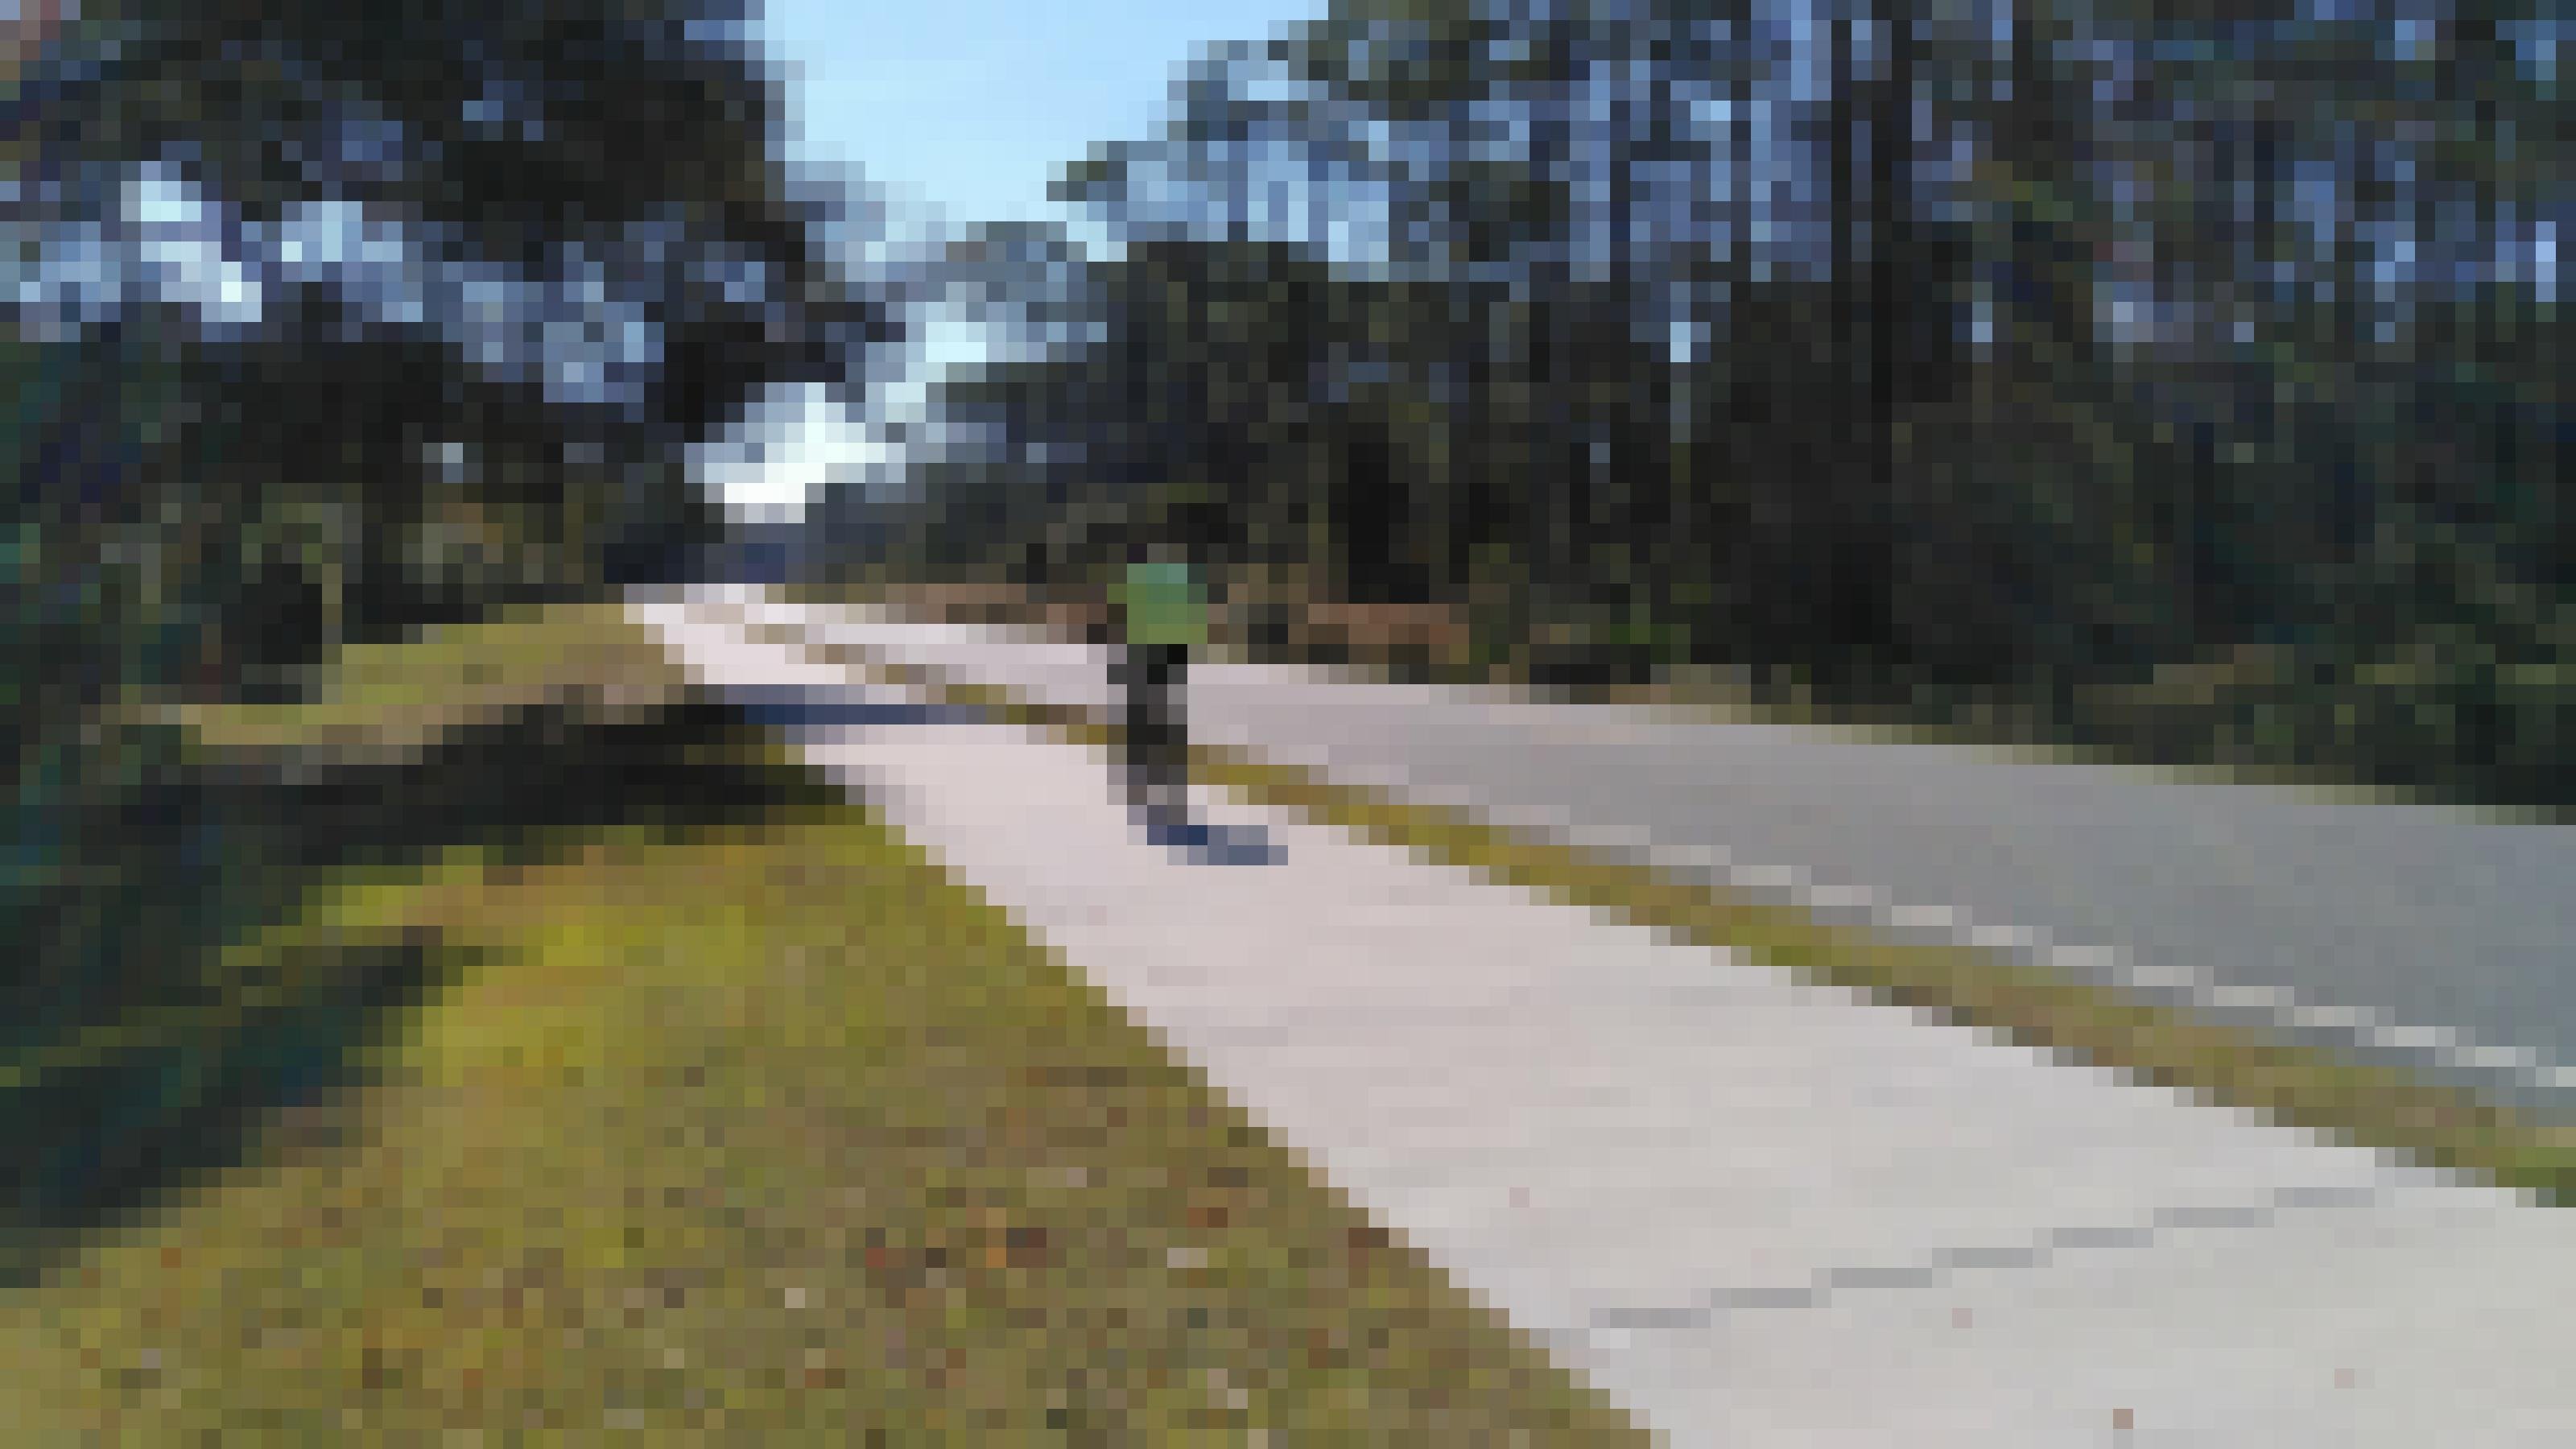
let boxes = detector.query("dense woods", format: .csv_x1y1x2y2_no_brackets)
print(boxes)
6,0,879,1008
853,0,2567,809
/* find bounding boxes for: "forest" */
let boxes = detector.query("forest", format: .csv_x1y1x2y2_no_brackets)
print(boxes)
840,0,2569,811
6,0,881,1034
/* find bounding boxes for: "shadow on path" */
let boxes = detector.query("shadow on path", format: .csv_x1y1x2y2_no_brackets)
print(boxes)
716,670,1283,867
720,683,990,732
1141,811,1286,866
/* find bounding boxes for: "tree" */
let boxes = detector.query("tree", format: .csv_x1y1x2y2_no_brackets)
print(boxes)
2,0,881,1038
14,0,882,671
1031,0,2564,749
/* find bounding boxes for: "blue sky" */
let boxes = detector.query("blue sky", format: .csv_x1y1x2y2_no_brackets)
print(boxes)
717,0,1332,517
760,0,1331,237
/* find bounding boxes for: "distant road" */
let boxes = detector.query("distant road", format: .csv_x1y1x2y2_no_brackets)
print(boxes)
712,587,2576,1120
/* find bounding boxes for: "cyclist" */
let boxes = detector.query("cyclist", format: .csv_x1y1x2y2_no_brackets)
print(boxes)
1109,541,1209,823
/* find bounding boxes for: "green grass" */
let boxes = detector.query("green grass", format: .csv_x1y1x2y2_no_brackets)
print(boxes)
806,637,2576,1211
123,601,696,766
0,804,1647,1444
3,605,1649,1445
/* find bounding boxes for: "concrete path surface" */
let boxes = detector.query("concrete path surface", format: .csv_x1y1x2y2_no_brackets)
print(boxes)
708,588,2576,1123
639,587,2576,1447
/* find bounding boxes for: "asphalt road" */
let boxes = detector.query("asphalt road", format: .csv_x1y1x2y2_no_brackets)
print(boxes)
717,588,2576,1120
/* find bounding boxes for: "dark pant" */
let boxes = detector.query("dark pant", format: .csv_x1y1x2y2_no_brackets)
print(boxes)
1117,643,1187,803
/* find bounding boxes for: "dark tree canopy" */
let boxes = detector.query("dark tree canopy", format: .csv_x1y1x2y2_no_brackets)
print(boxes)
917,0,2567,804
2,0,885,1012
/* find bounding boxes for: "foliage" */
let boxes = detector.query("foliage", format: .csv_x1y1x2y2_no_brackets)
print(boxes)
4,0,877,1059
907,0,2568,808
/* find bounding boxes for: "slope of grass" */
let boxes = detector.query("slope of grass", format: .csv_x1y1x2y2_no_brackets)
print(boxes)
124,601,695,766
2,729,1645,1443
5,599,849,1289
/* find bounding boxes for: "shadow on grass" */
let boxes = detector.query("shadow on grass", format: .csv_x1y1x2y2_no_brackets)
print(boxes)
0,927,476,1290
180,689,852,884
0,688,853,1289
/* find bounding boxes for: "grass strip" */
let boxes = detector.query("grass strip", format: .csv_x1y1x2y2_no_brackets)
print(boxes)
795,634,2576,1209
3,630,1648,1445
121,601,696,766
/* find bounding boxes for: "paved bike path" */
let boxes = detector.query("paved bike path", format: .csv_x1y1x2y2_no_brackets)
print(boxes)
640,588,2576,1447
728,589,2576,1121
